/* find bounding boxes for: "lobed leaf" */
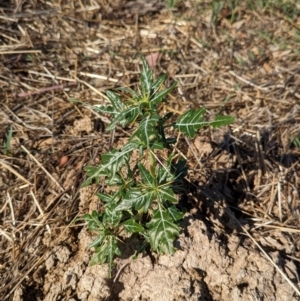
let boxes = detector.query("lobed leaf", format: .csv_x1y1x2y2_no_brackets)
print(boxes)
105,142,137,174
149,81,177,110
157,164,174,184
96,192,117,204
106,90,124,112
170,157,188,183
78,211,103,231
115,188,155,212
176,108,235,138
138,163,154,186
123,218,144,233
88,233,106,249
82,166,104,187
130,114,160,148
103,207,122,227
90,235,121,278
82,142,137,187
146,207,180,254
209,115,235,128
157,186,177,204
167,205,185,222
105,105,140,131
175,108,206,138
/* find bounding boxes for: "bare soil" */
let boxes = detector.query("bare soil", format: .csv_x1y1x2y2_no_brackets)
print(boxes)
1,1,300,300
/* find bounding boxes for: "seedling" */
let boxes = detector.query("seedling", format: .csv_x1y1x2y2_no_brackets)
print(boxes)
78,56,234,277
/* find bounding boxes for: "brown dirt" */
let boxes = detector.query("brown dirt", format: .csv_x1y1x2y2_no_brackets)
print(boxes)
1,1,300,300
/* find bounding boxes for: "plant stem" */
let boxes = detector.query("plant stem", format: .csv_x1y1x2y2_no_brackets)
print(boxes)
149,150,156,178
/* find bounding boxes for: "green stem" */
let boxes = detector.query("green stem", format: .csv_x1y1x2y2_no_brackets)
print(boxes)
149,150,156,178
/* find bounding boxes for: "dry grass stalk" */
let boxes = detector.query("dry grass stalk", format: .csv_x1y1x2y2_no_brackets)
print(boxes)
20,145,64,193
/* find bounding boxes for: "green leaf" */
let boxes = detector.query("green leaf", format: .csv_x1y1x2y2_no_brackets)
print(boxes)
167,205,185,222
114,191,137,212
115,188,155,212
93,91,126,122
83,142,137,186
106,173,124,186
96,194,124,226
93,105,118,116
140,56,153,96
146,207,180,254
176,108,235,138
175,108,206,138
106,90,124,112
81,210,122,277
149,81,177,110
123,218,144,233
115,163,178,213
106,105,139,131
88,233,106,249
156,162,174,184
95,89,148,132
138,163,154,186
156,117,175,149
209,115,235,128
171,157,188,181
90,235,121,277
96,192,117,203
150,141,165,150
157,186,177,204
103,207,122,227
78,211,103,231
130,115,160,148
82,166,103,187
151,74,167,95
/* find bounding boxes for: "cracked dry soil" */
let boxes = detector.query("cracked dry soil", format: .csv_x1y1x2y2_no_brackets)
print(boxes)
13,192,298,301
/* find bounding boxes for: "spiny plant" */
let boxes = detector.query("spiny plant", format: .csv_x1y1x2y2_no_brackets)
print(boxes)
77,56,234,277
